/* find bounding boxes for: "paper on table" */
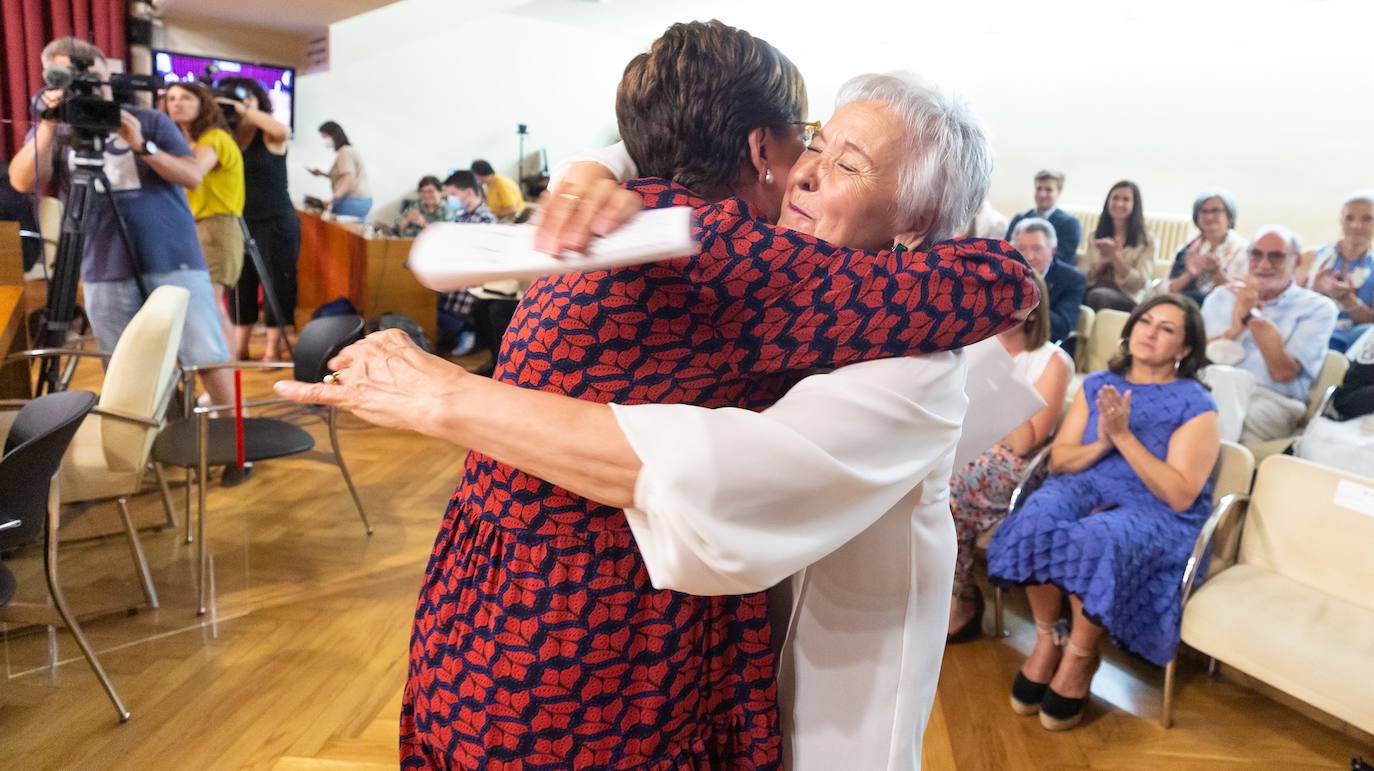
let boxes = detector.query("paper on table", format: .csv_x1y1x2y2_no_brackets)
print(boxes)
954,338,1048,469
406,206,696,292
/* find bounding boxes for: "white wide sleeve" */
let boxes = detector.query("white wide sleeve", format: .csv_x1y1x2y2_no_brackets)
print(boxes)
549,141,639,186
611,353,968,596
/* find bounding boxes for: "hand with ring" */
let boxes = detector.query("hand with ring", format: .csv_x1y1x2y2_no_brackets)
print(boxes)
1095,385,1133,442
275,329,470,436
533,162,643,257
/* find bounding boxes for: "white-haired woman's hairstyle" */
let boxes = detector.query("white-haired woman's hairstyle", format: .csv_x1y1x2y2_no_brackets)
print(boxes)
1251,223,1302,256
1010,216,1058,250
1342,189,1374,214
834,72,991,249
41,37,106,69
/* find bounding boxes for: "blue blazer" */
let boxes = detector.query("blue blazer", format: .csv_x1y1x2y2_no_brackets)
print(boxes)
1007,208,1083,267
1043,259,1086,353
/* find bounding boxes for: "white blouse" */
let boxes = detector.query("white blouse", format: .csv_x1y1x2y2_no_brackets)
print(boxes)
611,353,969,770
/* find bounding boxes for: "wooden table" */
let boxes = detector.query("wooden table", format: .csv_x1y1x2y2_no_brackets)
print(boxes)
295,210,436,341
1,222,31,396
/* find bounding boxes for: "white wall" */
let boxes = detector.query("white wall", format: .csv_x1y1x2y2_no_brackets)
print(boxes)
290,0,1374,246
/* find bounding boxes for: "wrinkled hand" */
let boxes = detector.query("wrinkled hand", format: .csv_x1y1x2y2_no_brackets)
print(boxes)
274,329,467,435
118,110,145,152
1314,269,1353,302
533,164,642,256
1096,385,1132,440
1228,278,1258,328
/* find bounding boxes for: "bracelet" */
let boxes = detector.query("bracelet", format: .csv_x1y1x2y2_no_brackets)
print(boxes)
1240,311,1253,327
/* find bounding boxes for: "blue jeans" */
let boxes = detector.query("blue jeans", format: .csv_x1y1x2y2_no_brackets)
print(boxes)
84,269,231,367
332,197,372,219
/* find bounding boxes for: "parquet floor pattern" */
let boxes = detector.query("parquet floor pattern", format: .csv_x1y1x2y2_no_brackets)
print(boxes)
0,357,1368,769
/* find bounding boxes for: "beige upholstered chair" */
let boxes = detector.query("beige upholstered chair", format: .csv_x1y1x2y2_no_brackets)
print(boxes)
1166,455,1374,733
4,285,190,609
1242,350,1350,464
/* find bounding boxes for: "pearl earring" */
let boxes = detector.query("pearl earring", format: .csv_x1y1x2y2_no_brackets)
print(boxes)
763,168,774,185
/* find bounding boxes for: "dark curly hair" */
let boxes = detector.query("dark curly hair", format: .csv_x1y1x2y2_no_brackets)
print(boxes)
1107,294,1210,381
615,20,806,200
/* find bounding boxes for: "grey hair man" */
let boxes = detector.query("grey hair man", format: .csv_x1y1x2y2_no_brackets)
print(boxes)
1201,224,1338,443
1012,217,1085,348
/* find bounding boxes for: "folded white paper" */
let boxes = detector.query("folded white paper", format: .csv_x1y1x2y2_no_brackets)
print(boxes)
407,206,696,291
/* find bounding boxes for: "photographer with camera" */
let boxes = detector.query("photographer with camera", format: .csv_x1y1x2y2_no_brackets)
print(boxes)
215,76,298,362
8,37,238,416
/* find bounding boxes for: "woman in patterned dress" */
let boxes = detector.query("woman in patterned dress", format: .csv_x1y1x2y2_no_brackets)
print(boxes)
283,22,1035,770
945,270,1072,643
986,295,1220,731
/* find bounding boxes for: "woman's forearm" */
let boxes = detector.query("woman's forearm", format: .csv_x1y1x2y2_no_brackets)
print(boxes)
1109,431,1195,511
1048,438,1111,474
424,374,642,508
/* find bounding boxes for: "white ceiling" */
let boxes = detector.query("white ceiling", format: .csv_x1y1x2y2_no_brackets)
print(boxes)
152,0,407,36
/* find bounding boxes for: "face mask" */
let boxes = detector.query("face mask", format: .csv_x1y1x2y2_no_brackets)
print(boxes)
322,139,334,151
447,195,464,209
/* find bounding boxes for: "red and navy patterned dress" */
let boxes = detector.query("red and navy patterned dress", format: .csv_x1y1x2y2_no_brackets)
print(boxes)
400,179,1036,769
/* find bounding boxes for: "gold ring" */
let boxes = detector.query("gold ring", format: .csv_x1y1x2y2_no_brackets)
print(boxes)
323,371,343,385
559,192,581,202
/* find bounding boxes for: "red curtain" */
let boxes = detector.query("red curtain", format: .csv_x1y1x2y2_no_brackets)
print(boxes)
1,0,125,160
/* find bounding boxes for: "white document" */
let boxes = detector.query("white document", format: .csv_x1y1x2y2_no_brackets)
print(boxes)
955,339,1047,468
406,206,696,291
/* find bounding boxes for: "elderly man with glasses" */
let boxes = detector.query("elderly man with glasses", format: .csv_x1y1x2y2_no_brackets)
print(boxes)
1200,225,1338,443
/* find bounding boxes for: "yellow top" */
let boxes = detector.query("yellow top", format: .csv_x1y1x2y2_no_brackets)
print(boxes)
483,173,526,218
186,128,245,219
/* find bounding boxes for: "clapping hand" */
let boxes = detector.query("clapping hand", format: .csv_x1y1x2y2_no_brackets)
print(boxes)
1228,278,1259,331
1096,385,1132,441
1313,269,1354,303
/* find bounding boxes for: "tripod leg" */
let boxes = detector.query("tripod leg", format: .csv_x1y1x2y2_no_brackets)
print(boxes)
238,217,293,358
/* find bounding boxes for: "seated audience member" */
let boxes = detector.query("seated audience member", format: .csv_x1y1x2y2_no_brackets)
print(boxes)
394,175,454,237
966,198,1010,239
434,171,498,357
1007,170,1082,266
1168,189,1248,304
987,295,1219,731
1299,190,1374,352
1294,325,1374,476
470,159,526,221
1201,225,1338,444
947,270,1071,643
1081,181,1156,312
1013,217,1085,353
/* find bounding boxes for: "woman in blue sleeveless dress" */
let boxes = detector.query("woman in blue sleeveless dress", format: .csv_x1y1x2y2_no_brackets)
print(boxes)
987,294,1221,731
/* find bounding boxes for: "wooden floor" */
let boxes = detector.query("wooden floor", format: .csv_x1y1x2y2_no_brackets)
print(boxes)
1,354,1369,769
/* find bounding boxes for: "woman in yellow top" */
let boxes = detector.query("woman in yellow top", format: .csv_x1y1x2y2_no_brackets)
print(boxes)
163,82,246,291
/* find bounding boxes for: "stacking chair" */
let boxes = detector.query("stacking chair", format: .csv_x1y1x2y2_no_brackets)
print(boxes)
151,314,372,615
0,390,132,722
2,285,190,610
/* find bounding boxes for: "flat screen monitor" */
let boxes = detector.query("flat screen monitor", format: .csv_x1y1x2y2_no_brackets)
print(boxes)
151,50,295,131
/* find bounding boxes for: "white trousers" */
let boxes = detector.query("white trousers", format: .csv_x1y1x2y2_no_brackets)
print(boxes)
1201,365,1307,444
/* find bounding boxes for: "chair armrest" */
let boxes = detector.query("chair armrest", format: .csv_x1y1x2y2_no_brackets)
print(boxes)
184,360,295,373
0,519,20,532
1006,445,1053,515
91,406,163,429
0,399,31,412
191,396,295,415
1312,384,1339,421
3,348,111,367
1179,492,1250,607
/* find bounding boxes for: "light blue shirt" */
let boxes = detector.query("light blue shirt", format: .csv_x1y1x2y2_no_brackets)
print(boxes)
1307,241,1374,329
1201,282,1338,401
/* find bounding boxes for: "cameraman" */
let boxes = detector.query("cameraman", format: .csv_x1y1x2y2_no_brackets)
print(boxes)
8,37,238,413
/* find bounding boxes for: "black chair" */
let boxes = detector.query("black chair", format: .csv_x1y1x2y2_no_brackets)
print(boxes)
151,314,373,615
0,390,130,722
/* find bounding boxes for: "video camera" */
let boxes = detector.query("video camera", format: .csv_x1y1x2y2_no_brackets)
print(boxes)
41,55,159,139
213,81,249,127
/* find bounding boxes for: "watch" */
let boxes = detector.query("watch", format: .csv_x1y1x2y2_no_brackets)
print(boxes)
137,140,159,157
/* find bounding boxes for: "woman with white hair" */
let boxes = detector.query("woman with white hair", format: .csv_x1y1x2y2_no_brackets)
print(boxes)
1167,189,1248,304
282,26,1036,769
1299,190,1374,352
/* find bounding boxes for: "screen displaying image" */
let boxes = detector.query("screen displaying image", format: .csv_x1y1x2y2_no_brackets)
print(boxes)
152,50,295,130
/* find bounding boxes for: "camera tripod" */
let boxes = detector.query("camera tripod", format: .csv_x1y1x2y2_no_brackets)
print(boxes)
234,215,294,358
36,136,146,395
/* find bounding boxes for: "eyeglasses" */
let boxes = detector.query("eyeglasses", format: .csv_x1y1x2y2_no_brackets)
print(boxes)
1248,248,1290,265
793,120,821,145
1198,206,1228,216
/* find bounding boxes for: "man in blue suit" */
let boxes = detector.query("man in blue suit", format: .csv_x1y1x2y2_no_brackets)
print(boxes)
1007,170,1082,266
1013,217,1085,354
